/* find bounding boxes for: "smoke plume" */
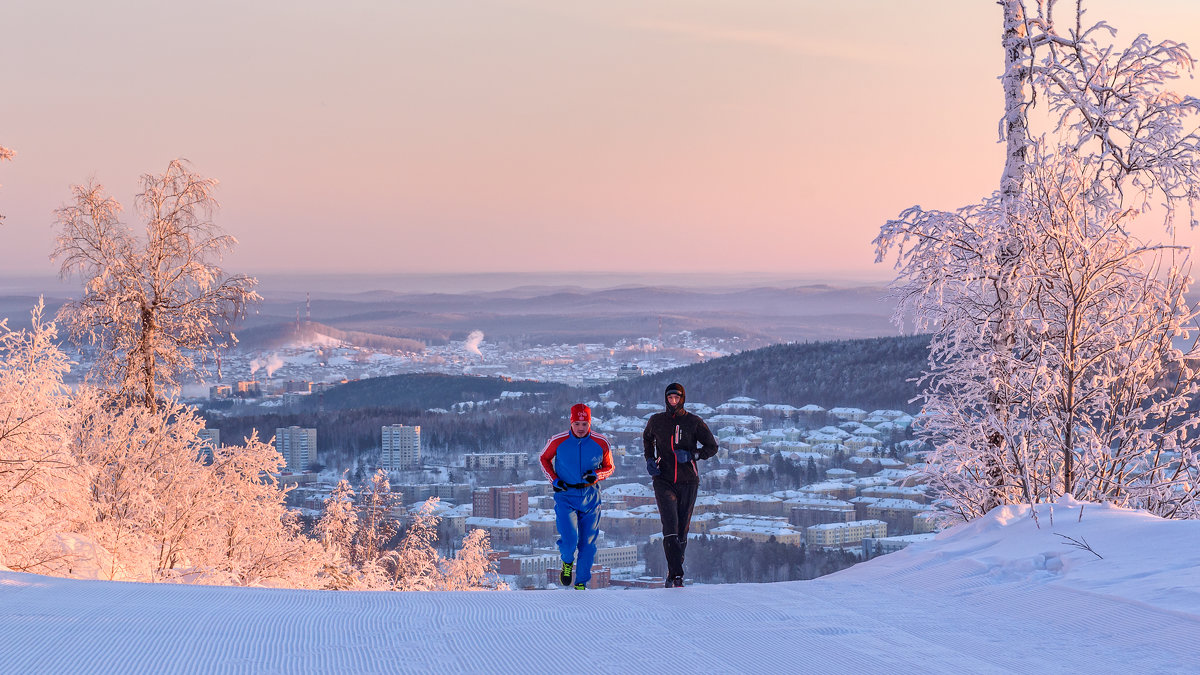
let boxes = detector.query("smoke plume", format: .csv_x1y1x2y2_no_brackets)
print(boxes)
464,330,484,357
250,354,286,377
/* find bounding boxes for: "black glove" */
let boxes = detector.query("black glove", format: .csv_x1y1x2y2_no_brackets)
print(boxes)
553,479,568,492
674,449,693,463
584,470,598,485
646,457,661,477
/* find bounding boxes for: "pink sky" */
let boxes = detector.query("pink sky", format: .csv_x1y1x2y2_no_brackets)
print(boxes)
2,0,1199,279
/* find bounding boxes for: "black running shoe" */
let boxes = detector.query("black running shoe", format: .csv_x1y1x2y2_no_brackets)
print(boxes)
559,562,573,586
573,583,586,590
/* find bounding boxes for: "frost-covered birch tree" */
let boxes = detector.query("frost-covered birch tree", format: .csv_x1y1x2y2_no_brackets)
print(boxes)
893,154,1200,518
875,0,1200,519
52,159,259,413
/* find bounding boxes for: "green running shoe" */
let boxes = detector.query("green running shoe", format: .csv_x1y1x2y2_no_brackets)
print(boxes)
559,562,573,586
573,583,586,590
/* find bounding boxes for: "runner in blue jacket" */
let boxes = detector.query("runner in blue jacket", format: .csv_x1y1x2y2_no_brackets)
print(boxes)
539,403,614,588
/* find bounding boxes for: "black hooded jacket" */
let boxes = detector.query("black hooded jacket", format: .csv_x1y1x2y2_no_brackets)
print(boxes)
642,384,719,485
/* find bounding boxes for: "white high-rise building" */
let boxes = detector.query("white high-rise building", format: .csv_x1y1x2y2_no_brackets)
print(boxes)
197,428,221,464
275,426,317,472
382,424,421,471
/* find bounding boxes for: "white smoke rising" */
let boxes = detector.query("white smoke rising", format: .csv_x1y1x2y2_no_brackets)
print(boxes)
250,354,286,377
464,330,484,357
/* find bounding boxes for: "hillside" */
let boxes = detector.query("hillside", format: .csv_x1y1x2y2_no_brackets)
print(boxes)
1,498,1195,673
313,372,567,411
301,333,931,412
598,335,930,411
232,321,425,353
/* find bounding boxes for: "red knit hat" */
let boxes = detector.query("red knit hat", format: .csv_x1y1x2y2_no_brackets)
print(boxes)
571,403,591,423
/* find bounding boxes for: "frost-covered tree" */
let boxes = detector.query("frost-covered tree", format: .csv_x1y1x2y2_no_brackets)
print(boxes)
52,159,259,413
0,301,323,584
69,395,322,584
199,433,325,587
70,394,207,580
0,144,13,223
315,490,503,591
995,0,1200,221
875,1,1200,519
440,528,506,591
316,479,357,554
315,478,360,589
385,497,442,591
356,469,398,570
0,304,88,574
897,154,1200,518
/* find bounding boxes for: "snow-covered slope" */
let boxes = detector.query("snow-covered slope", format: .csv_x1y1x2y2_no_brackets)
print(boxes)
1,497,1196,674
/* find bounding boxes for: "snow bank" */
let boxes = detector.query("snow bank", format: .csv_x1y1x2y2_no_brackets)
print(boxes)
837,495,1200,614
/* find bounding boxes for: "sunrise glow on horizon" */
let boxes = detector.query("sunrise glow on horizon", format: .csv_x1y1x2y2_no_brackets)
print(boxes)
2,0,1200,281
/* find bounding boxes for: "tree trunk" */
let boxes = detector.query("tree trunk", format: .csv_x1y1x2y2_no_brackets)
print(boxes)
980,1,1034,514
141,305,157,414
1000,0,1030,204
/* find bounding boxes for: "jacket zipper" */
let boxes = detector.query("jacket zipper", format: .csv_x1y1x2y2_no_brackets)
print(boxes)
672,424,679,482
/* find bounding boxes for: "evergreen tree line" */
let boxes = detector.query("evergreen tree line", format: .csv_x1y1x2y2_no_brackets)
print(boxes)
312,372,568,411
592,335,929,411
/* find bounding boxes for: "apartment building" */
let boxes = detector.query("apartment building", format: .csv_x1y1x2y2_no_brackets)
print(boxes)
496,552,560,577
787,498,857,528
472,486,529,519
465,517,531,546
382,424,421,471
595,544,638,568
274,426,316,471
464,453,529,471
197,428,221,464
805,519,888,548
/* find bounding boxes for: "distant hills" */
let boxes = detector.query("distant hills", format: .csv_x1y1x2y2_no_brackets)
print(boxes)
0,280,899,348
240,283,898,347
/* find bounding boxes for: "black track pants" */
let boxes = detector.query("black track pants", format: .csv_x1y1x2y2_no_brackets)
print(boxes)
653,479,698,578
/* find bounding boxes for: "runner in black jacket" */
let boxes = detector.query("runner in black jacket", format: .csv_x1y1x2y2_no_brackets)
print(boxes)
643,382,718,587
